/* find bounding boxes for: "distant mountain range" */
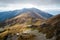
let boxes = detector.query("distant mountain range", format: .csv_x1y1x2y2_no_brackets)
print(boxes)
0,8,52,22
45,10,60,15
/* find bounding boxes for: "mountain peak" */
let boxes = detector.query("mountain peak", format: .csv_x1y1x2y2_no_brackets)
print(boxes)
0,8,52,22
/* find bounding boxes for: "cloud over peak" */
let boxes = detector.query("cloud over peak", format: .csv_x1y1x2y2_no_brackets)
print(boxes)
0,0,60,11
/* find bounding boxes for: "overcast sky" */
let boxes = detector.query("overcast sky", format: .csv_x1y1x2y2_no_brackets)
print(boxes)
0,0,60,12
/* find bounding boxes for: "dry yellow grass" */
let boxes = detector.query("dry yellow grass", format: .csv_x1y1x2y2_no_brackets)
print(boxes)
0,18,44,40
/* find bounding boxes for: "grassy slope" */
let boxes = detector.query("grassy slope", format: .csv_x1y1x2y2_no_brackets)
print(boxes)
0,19,43,40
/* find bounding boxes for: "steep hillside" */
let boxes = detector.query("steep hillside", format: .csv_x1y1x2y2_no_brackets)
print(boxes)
29,8,52,19
39,14,60,40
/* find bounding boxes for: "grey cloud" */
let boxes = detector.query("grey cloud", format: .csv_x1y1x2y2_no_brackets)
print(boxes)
0,3,9,7
0,0,60,4
0,0,60,6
